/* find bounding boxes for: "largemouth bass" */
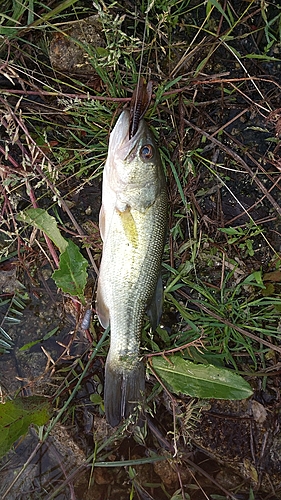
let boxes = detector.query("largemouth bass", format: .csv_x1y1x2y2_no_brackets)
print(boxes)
96,106,167,427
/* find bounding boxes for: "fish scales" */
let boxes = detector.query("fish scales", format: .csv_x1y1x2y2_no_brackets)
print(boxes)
96,109,167,426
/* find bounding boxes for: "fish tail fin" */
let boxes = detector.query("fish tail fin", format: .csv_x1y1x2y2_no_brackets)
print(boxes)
104,353,145,427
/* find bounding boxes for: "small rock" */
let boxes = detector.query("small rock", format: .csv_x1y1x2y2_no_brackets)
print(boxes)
49,15,106,76
154,459,178,486
251,400,267,424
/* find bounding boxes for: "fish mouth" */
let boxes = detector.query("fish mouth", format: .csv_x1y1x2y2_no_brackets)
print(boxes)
110,110,147,162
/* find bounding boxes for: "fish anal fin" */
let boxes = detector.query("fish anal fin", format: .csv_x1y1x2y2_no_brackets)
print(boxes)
118,208,138,248
96,284,109,328
147,273,163,331
104,353,145,427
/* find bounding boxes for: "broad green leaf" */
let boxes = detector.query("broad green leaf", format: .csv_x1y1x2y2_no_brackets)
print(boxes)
90,394,103,405
0,396,51,458
18,208,68,253
171,491,190,500
52,239,88,302
18,208,88,300
151,356,253,400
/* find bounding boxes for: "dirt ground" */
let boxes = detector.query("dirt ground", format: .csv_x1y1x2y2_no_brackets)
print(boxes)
1,1,281,499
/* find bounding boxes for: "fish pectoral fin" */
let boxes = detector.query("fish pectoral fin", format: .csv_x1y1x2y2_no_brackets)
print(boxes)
147,272,164,331
104,353,145,427
99,205,105,241
96,284,110,328
118,207,138,248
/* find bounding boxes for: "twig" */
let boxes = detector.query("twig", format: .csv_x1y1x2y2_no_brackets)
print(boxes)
1,103,99,275
148,358,178,457
1,439,42,499
146,336,204,358
184,118,281,217
179,289,281,355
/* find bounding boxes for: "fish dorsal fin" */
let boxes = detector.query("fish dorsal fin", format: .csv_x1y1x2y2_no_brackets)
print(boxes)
147,272,164,330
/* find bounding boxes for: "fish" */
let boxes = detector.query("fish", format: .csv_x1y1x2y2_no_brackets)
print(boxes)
96,90,168,427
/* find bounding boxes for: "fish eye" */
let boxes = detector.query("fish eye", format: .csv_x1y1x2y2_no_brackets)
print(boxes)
140,144,154,160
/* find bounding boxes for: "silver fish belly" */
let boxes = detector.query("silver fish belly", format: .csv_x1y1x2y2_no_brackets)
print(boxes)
96,109,167,426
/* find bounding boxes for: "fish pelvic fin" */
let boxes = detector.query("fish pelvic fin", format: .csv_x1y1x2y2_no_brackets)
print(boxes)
104,353,145,427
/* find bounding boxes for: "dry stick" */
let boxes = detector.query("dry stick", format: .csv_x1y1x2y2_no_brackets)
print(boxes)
0,144,25,170
149,416,200,499
146,336,204,358
221,146,281,226
148,359,178,457
6,107,99,275
188,84,274,178
1,440,42,499
147,416,238,500
227,195,278,227
226,131,281,189
34,162,99,276
179,289,281,356
209,107,249,138
183,456,239,500
2,74,281,100
189,99,281,226
48,441,77,500
189,108,281,252
184,118,281,217
228,81,270,116
221,42,270,112
1,88,131,101
1,120,60,267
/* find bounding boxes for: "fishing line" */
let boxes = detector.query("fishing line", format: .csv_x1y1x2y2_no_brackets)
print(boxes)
133,0,155,121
